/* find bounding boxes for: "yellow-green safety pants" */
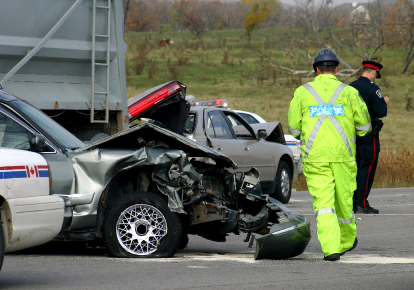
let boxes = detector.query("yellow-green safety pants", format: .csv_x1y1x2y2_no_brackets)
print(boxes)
303,161,357,257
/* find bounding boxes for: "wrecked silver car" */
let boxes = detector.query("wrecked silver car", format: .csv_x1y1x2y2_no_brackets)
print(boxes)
0,84,310,259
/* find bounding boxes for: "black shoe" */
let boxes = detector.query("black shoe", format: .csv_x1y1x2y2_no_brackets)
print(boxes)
354,204,379,214
324,253,340,261
340,237,358,256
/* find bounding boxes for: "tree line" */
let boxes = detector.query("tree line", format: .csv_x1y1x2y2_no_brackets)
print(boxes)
123,0,414,75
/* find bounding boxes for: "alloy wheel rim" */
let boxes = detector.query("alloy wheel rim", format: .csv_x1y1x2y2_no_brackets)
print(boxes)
116,204,167,255
280,169,290,197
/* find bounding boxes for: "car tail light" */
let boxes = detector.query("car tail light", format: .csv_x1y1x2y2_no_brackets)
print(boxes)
128,81,182,119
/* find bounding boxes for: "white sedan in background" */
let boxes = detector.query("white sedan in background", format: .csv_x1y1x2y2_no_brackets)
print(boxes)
234,110,303,175
0,148,64,271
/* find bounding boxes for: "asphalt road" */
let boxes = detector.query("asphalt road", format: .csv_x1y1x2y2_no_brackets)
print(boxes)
1,187,414,290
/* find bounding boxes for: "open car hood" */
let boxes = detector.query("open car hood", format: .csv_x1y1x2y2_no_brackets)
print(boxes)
127,81,190,135
249,122,286,144
76,122,237,169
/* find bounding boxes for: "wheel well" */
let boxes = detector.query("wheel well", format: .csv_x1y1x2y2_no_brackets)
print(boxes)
280,154,294,177
95,167,166,238
0,198,12,248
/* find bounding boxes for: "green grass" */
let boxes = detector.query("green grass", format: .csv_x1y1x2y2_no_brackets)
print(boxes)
124,28,414,150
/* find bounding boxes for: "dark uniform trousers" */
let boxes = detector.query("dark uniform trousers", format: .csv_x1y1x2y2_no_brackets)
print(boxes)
354,133,379,207
350,76,387,208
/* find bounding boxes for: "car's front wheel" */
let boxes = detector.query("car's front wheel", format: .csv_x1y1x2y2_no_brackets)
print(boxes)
103,192,182,258
272,161,292,204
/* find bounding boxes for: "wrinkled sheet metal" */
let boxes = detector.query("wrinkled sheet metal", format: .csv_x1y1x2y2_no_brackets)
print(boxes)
68,147,201,215
76,122,237,169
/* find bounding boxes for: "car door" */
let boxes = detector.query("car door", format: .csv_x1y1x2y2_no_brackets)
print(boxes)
203,110,244,169
0,106,75,197
222,112,274,182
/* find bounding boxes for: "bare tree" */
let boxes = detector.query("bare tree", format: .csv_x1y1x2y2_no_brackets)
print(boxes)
182,0,221,44
279,0,385,76
383,0,414,75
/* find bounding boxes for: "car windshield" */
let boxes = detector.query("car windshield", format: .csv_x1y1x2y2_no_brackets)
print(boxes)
12,100,85,151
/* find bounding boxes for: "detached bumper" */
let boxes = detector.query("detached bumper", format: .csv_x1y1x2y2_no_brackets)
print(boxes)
254,215,311,260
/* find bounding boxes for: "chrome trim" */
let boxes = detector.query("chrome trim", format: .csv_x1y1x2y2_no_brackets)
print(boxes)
55,192,95,207
271,219,310,236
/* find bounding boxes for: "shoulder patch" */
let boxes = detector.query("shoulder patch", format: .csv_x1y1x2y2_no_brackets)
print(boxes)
376,89,383,98
358,93,365,102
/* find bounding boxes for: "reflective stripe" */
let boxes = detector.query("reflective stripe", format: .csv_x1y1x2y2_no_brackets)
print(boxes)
328,115,352,156
303,84,325,105
300,140,306,145
337,212,354,224
305,116,324,158
302,83,353,158
328,83,348,105
288,126,301,136
315,207,336,217
350,137,356,144
356,123,372,131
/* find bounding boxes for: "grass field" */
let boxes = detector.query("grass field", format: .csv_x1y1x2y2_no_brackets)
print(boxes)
124,28,414,189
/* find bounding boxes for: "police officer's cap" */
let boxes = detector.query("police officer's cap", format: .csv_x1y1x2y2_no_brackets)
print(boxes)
362,60,383,78
313,49,340,72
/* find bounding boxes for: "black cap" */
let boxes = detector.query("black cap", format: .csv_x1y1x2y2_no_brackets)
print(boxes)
362,60,383,78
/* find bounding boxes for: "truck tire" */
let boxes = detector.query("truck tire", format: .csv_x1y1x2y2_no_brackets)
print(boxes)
272,161,292,204
103,192,182,258
0,223,4,271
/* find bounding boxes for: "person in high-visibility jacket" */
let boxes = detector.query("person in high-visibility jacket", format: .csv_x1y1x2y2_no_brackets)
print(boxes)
288,49,372,261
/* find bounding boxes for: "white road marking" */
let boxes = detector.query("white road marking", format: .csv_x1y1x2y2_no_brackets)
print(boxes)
187,266,210,268
124,253,257,264
300,213,414,216
295,253,414,264
121,252,414,264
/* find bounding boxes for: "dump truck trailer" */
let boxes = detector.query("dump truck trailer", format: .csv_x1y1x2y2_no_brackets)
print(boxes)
0,0,128,140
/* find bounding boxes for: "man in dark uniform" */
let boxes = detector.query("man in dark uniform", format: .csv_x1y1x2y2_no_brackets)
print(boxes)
350,60,390,214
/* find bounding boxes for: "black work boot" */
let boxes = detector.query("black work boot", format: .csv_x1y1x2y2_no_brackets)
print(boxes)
324,253,340,261
340,237,358,256
354,204,379,214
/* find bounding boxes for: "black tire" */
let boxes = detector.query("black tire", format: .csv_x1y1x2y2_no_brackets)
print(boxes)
0,223,4,272
103,192,182,258
272,161,292,204
178,233,189,249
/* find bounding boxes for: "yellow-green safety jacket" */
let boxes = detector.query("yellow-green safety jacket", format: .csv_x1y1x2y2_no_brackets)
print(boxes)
288,74,371,163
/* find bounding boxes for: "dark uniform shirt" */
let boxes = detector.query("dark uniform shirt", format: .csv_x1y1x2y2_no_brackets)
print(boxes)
349,76,387,152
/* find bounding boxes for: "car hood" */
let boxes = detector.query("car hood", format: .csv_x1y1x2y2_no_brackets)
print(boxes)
127,81,190,135
249,122,286,144
75,122,237,169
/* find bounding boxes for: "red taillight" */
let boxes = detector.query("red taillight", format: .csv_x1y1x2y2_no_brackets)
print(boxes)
215,100,223,105
128,81,182,118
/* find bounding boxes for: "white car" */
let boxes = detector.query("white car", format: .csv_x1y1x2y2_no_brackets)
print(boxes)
0,148,64,271
234,110,303,175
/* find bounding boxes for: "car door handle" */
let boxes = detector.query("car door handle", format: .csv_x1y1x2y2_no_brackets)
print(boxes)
244,147,249,151
215,146,223,151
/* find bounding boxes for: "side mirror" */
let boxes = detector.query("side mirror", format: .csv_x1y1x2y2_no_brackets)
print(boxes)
257,129,268,139
30,134,46,152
